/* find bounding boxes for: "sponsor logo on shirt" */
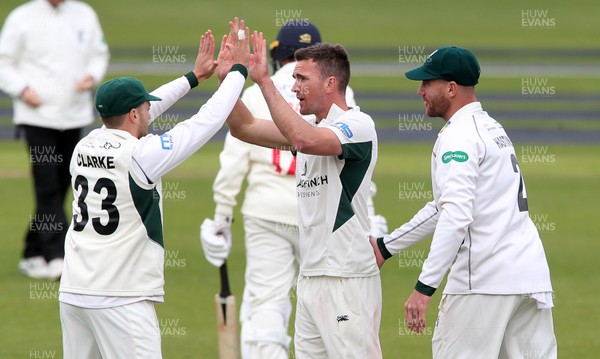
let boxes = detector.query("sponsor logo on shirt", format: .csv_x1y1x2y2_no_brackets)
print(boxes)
160,134,173,150
333,122,353,139
100,141,121,150
441,151,469,163
336,315,349,322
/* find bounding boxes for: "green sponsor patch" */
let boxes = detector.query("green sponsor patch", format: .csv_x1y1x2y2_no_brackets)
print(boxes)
442,151,469,163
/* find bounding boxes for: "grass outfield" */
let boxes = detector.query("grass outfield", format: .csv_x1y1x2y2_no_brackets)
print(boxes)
0,140,599,358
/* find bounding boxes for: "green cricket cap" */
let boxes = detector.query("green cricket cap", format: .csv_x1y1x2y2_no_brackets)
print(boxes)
405,46,480,86
95,77,161,117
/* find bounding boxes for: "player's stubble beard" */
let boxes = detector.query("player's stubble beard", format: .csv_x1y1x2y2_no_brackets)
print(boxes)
423,90,451,120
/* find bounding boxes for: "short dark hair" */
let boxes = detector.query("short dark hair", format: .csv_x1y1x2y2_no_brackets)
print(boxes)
294,43,350,92
101,113,127,128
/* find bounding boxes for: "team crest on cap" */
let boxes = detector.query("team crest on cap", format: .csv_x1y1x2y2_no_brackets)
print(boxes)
299,33,312,44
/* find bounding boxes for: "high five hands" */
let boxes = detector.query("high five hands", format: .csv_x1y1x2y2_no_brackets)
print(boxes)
216,17,250,83
214,17,276,87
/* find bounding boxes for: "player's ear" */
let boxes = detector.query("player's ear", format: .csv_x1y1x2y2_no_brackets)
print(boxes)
127,107,139,124
447,81,458,98
323,75,336,94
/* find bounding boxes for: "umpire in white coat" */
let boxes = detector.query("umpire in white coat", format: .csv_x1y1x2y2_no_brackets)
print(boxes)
0,0,109,280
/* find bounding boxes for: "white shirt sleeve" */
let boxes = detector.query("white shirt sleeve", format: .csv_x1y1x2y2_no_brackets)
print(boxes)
417,134,480,290
132,70,246,183
147,76,193,123
0,11,28,97
212,132,252,217
380,200,439,256
82,8,109,84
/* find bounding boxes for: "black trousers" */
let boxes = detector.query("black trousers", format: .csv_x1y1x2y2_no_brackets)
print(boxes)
22,125,82,261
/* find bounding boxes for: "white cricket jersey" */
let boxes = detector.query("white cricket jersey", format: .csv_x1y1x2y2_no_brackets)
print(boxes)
59,71,246,300
297,104,379,278
213,62,357,225
381,102,553,296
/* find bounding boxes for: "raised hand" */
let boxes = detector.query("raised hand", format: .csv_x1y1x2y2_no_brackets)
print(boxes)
249,31,270,86
193,30,217,83
216,17,250,83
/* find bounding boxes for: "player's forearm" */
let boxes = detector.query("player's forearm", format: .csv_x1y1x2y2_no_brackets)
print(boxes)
147,73,199,123
416,205,472,295
377,201,439,260
227,99,290,149
257,77,313,150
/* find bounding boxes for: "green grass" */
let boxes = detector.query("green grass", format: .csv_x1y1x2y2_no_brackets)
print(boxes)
0,140,599,358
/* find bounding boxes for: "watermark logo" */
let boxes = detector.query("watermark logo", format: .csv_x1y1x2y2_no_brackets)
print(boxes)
531,213,556,232
398,182,432,201
398,249,427,269
523,349,551,358
29,213,64,234
29,281,59,302
152,45,187,63
274,215,299,233
521,146,556,165
160,317,187,337
521,77,556,98
158,181,187,201
30,146,63,165
521,10,556,30
398,318,433,336
164,250,187,270
29,349,57,358
398,113,433,132
398,45,427,64
275,10,309,27
150,113,180,134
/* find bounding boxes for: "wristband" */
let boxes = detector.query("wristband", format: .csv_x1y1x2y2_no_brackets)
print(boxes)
230,64,248,79
415,280,436,297
376,237,393,260
184,71,199,89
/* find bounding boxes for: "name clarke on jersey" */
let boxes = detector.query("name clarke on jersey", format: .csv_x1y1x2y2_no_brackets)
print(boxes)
76,153,116,169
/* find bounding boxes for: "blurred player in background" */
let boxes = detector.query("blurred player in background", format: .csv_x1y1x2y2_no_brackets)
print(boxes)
201,21,386,358
59,29,249,358
0,0,109,280
371,46,556,358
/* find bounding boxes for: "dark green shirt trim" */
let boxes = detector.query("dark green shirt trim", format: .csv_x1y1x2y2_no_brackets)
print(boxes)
184,71,199,89
230,64,248,79
415,280,436,297
129,174,164,248
377,237,393,260
333,141,372,232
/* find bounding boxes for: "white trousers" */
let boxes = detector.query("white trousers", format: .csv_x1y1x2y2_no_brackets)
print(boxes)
433,294,557,359
241,216,300,359
294,275,383,359
60,300,162,359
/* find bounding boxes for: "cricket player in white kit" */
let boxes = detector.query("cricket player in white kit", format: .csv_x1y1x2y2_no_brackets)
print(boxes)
371,46,557,358
223,22,383,358
58,30,249,358
201,21,386,359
